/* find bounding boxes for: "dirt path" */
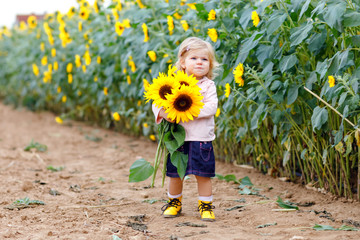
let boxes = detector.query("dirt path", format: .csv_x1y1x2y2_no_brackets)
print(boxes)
0,102,360,240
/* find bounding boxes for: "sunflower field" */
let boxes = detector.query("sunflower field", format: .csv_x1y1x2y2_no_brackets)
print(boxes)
1,0,360,199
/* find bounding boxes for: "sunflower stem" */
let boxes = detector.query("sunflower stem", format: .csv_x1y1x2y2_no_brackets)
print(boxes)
161,145,168,187
151,123,166,187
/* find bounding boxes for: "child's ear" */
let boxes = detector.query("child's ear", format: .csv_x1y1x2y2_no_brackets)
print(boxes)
180,59,185,69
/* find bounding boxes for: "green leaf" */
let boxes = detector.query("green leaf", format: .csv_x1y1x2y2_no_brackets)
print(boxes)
343,10,360,27
323,1,346,29
256,44,274,65
279,55,298,73
170,123,186,148
129,158,154,182
316,60,329,78
307,29,327,53
298,0,311,20
265,11,287,35
311,106,328,131
238,187,254,195
47,165,64,172
287,84,299,105
170,151,188,179
352,35,360,47
240,176,253,186
290,23,313,47
237,31,264,64
338,225,359,231
163,131,179,155
276,196,299,210
215,173,225,180
313,224,336,231
223,174,239,184
24,139,48,152
112,235,123,240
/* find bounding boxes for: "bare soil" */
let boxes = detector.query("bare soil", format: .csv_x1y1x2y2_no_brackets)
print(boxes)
0,102,360,240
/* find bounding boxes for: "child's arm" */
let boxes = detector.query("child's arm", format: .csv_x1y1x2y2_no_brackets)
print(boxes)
152,104,173,124
197,81,218,119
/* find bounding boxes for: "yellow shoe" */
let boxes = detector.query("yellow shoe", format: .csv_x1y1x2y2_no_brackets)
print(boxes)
198,200,215,222
161,196,182,218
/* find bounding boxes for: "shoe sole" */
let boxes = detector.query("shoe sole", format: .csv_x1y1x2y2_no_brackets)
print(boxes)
163,209,182,218
201,218,215,222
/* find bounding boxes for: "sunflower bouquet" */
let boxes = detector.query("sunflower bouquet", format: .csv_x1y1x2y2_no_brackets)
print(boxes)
129,65,204,187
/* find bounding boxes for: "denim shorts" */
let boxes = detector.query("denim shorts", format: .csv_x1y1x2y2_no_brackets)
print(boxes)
166,141,215,178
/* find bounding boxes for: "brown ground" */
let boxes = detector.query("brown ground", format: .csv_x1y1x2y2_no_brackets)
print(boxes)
0,102,360,240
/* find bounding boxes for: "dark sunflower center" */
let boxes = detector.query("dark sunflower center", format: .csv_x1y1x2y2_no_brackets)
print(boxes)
174,94,192,112
159,85,172,100
119,26,124,30
179,81,189,86
81,12,85,16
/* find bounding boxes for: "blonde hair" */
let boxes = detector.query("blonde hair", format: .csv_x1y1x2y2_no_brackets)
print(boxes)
175,37,220,80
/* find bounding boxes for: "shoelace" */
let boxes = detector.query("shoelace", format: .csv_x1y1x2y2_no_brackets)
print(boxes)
198,202,215,214
161,198,181,212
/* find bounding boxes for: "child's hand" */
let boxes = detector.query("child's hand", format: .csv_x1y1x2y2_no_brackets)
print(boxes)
159,108,174,123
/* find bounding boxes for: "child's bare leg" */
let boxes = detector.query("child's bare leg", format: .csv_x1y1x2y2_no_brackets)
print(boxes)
168,177,183,196
195,176,212,196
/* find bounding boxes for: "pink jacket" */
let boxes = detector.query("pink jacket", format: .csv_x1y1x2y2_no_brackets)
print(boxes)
152,77,218,141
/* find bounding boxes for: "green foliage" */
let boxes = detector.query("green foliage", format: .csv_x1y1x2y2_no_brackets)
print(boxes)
46,165,65,172
5,197,45,210
128,158,154,182
1,0,360,199
313,224,359,231
24,139,48,152
276,196,299,210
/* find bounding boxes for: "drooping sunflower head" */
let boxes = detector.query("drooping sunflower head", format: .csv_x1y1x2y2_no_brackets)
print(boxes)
144,73,179,107
165,85,204,123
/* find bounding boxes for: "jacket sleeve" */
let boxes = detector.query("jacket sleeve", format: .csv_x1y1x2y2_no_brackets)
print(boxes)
197,81,218,119
152,104,163,124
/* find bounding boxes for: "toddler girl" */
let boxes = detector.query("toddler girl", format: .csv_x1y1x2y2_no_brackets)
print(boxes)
152,37,219,221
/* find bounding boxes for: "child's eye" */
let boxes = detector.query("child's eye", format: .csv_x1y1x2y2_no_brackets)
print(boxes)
202,58,208,61
191,57,196,60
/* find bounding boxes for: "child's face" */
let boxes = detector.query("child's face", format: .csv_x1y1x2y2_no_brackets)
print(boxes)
181,49,210,80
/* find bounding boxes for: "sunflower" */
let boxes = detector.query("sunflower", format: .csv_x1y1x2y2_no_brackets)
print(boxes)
79,7,90,20
251,11,260,27
328,75,335,88
233,62,244,87
207,28,218,42
180,20,189,31
142,23,149,42
144,73,179,107
167,15,174,35
67,7,76,19
27,16,37,29
164,85,204,123
225,83,231,98
173,70,200,91
147,51,156,62
114,21,125,36
32,64,39,76
208,9,216,21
